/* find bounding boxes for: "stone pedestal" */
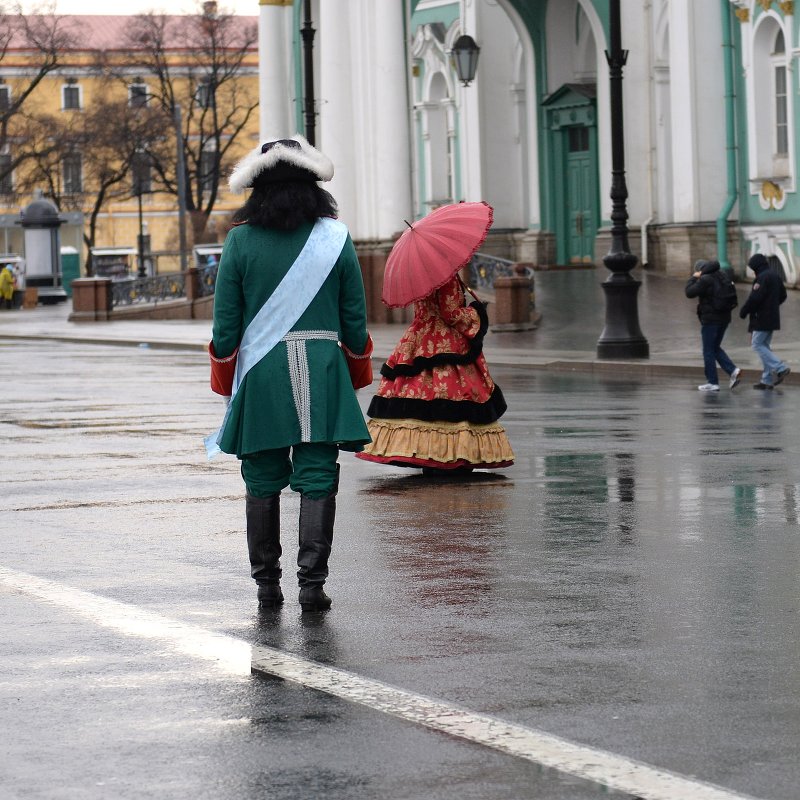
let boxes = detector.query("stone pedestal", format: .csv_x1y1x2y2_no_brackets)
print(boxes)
354,239,412,325
22,287,38,309
491,268,536,332
69,278,112,321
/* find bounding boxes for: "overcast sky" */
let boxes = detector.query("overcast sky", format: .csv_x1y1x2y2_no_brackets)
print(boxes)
30,0,258,15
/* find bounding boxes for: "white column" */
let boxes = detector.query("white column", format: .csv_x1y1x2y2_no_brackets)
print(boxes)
668,0,726,222
368,0,413,238
258,0,294,141
667,0,699,221
319,0,412,240
459,0,483,201
318,0,357,229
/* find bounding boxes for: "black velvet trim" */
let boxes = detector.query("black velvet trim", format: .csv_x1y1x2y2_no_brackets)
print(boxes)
366,384,507,424
380,301,489,380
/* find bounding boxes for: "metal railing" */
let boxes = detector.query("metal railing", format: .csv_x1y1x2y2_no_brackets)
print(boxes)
106,256,520,309
195,262,218,297
468,252,533,295
111,272,186,307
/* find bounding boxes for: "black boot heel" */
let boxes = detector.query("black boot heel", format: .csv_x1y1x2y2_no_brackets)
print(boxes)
257,583,284,609
299,586,332,612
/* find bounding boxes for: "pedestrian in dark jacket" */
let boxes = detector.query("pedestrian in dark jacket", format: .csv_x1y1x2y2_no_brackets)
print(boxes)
739,253,790,390
685,259,741,392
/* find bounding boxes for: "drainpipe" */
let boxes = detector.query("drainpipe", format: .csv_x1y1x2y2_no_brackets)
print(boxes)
717,0,738,272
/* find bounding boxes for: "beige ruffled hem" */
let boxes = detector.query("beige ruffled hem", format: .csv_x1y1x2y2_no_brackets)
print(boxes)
362,417,514,465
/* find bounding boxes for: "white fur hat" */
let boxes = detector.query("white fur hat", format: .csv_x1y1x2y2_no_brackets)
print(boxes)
228,134,334,193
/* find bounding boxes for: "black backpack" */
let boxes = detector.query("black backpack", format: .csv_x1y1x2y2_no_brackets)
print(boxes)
711,270,738,312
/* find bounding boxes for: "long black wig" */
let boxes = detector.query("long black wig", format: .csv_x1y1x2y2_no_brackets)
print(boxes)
232,177,338,232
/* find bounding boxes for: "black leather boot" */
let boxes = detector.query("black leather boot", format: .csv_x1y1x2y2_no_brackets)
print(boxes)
297,492,336,612
246,492,284,609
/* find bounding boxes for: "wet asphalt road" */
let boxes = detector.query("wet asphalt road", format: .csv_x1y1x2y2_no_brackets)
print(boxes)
1,340,799,800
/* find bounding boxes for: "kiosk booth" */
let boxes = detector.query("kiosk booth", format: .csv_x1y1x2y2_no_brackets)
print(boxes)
90,247,137,280
16,197,67,304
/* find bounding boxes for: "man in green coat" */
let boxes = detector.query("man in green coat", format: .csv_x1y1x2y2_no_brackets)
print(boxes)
209,135,372,612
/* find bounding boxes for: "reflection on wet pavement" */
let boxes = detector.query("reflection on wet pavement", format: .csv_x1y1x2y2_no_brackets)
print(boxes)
2,340,799,800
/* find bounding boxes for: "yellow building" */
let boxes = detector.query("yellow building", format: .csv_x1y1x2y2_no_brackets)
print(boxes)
0,10,259,276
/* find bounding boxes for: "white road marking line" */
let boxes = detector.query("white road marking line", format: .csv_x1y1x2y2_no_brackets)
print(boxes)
0,566,251,677
1,566,763,800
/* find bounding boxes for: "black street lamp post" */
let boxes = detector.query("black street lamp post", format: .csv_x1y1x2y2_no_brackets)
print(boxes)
301,0,316,146
136,188,146,277
133,150,151,278
173,103,189,272
596,0,649,359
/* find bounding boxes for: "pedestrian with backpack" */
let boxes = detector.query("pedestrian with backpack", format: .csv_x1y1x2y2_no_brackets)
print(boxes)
685,259,741,392
739,253,790,390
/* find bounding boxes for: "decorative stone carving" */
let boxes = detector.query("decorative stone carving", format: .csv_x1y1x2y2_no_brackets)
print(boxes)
760,180,786,210
779,1,794,14
735,7,750,22
758,0,773,11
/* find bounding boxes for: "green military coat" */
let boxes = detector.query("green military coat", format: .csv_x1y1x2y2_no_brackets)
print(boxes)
211,220,371,456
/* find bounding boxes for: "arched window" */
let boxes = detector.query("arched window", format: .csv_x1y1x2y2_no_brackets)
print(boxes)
750,15,793,186
427,72,454,207
772,29,788,160
411,23,458,214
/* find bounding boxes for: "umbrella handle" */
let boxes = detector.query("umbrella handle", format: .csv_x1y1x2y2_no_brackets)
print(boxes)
457,275,482,305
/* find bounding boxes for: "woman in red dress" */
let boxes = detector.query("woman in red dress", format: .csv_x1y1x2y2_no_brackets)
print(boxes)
356,275,514,472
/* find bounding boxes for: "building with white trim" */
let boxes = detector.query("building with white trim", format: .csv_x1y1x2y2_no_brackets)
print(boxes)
258,0,800,302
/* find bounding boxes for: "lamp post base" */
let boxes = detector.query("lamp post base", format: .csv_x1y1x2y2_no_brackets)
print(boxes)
596,278,650,359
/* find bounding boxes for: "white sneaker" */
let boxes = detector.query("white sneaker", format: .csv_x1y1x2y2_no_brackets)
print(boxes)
698,383,720,392
729,368,742,390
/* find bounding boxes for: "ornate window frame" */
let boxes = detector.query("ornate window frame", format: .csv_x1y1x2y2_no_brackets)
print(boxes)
411,22,459,212
737,2,796,210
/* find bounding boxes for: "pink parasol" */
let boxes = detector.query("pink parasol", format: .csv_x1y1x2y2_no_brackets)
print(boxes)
381,201,494,308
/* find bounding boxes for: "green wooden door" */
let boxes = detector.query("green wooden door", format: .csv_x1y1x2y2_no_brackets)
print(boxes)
542,84,599,265
565,126,596,263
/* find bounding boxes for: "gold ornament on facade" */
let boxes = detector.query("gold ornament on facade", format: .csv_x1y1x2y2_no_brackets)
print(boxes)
761,180,784,209
758,0,773,10
735,7,750,22
779,1,794,14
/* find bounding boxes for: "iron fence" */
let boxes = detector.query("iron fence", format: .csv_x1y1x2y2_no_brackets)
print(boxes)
107,256,524,309
111,272,186,307
468,252,533,296
195,263,218,297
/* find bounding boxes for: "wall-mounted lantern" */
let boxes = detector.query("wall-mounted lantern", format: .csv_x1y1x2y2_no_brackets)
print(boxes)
451,34,480,87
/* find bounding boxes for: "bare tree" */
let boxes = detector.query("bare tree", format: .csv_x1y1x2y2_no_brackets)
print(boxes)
19,96,170,274
121,5,258,243
0,3,77,187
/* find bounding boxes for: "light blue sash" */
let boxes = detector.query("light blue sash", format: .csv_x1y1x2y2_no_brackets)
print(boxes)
204,217,348,459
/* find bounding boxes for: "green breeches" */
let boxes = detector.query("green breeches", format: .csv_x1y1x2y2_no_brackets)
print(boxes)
240,442,339,499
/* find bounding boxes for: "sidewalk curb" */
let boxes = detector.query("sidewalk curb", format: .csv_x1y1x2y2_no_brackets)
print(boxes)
1,332,207,352
4,331,797,385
